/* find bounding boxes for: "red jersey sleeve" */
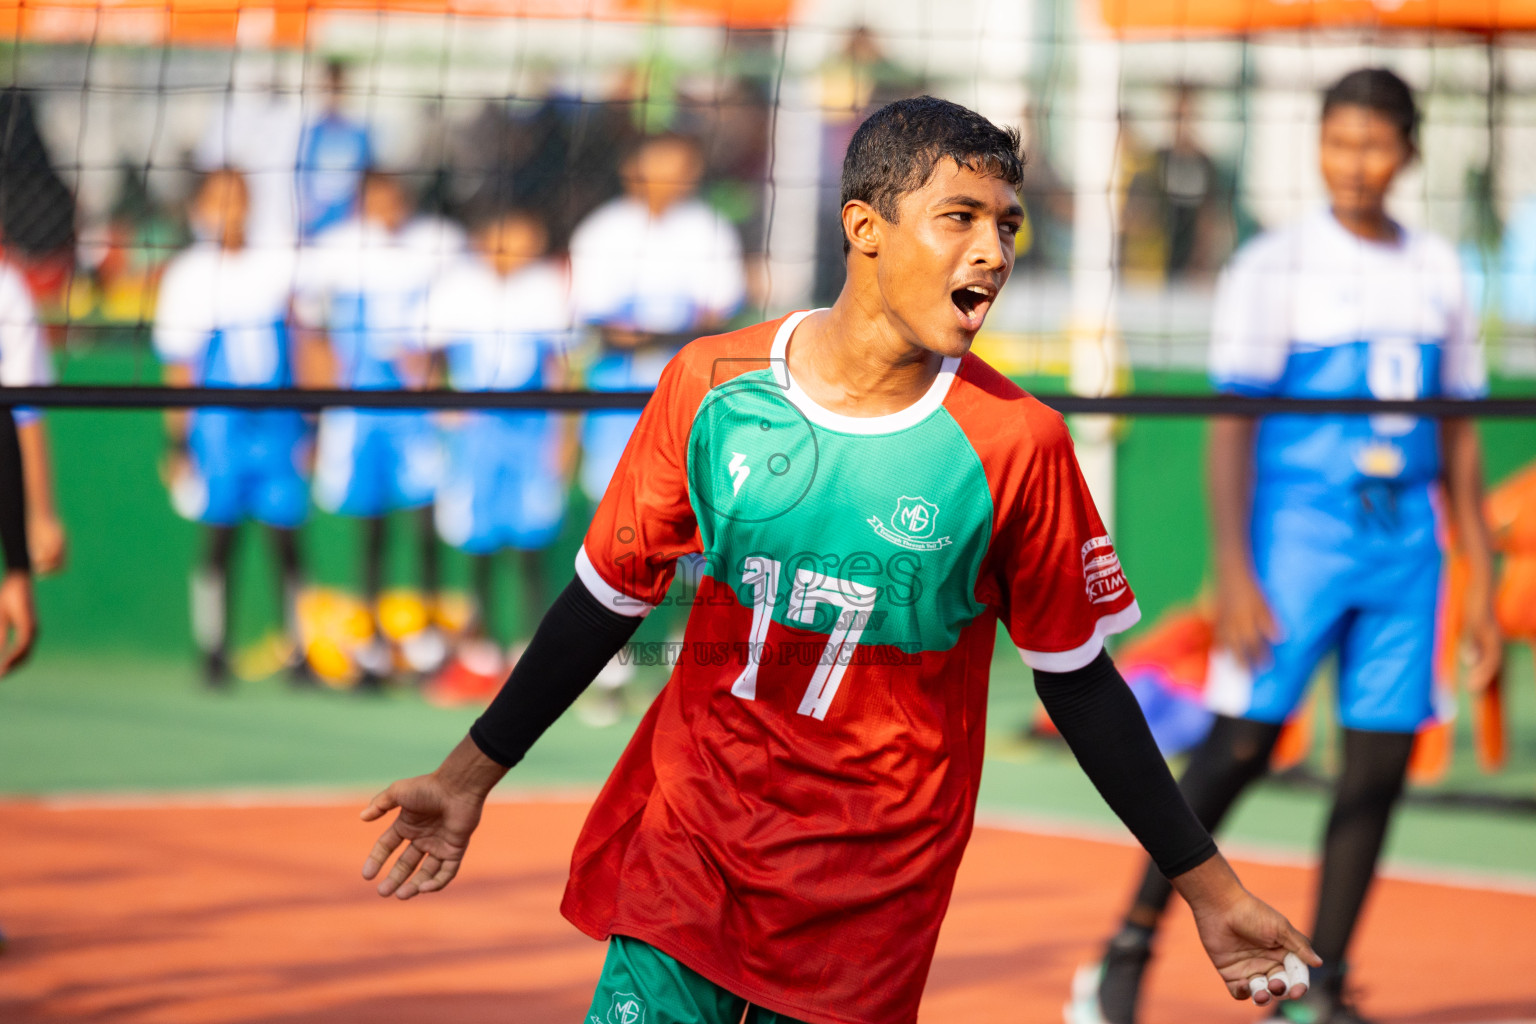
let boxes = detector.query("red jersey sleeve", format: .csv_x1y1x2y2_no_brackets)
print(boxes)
575,356,704,616
991,412,1140,671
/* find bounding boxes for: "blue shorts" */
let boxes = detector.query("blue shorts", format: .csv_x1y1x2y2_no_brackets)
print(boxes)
435,412,566,553
180,408,309,529
1205,483,1443,734
313,408,440,518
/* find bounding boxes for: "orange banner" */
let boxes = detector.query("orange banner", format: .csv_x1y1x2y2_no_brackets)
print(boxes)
1101,0,1536,34
0,0,791,47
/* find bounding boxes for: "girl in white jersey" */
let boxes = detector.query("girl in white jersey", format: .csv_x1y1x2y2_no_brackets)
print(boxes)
1075,69,1500,1024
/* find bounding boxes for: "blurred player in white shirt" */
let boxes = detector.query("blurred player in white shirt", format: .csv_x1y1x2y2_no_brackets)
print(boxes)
421,204,576,705
0,258,65,574
153,169,310,688
295,171,463,683
568,132,746,504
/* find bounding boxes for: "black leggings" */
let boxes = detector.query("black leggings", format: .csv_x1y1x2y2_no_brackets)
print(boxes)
198,524,303,655
1125,714,1415,973
362,506,439,604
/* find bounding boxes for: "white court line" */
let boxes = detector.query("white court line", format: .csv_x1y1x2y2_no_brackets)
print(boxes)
976,809,1536,898
10,789,1534,897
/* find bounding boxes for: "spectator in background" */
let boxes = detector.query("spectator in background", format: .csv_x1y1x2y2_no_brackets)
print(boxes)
296,171,460,686
678,65,775,310
568,130,744,724
1120,85,1233,285
422,203,577,707
298,60,373,240
0,251,66,573
0,87,76,308
1016,100,1074,273
153,169,310,689
445,72,640,252
194,69,305,247
813,27,924,304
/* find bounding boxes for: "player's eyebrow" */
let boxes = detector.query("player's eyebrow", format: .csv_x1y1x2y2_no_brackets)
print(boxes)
933,194,1025,219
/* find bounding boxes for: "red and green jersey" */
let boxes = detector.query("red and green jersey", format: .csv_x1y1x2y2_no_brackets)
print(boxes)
563,310,1140,1024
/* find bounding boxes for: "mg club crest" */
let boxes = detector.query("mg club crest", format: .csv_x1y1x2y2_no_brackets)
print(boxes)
870,495,952,552
596,993,646,1024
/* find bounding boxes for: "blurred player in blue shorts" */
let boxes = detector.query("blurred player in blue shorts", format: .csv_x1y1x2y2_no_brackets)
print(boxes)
154,169,310,688
1071,69,1502,1024
421,203,576,704
296,170,463,683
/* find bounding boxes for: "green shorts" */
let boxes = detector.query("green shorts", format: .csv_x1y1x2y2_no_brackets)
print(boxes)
585,935,810,1024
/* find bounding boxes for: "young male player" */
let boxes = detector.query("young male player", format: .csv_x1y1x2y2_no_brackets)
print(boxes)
1071,69,1499,1024
154,169,310,687
422,204,576,704
360,97,1319,1024
297,171,460,683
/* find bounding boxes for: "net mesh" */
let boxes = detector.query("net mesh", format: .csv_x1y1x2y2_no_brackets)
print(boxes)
0,2,1534,806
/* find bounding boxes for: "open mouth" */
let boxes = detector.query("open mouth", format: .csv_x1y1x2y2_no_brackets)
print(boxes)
950,284,996,333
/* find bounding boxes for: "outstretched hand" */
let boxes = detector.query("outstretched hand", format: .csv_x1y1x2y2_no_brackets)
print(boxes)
360,735,509,899
1189,882,1321,1005
1171,853,1321,1006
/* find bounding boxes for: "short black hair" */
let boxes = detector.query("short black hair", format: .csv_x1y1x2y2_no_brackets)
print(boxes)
468,200,544,236
629,130,704,162
1322,68,1418,148
839,96,1025,255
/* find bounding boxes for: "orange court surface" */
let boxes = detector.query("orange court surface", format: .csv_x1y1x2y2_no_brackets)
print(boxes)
1,796,1533,1024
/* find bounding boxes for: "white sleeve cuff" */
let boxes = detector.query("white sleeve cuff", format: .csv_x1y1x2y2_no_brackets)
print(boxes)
1017,601,1142,673
574,545,654,618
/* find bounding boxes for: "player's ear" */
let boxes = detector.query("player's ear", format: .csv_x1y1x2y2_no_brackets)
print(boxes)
842,199,881,257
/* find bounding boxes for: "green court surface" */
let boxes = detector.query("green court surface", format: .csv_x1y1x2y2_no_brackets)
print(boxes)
2,643,1532,883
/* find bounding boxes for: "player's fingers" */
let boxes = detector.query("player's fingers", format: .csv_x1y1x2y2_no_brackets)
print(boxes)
415,857,460,894
1466,633,1502,693
1282,951,1311,999
396,854,441,901
362,822,406,880
0,635,20,675
1278,923,1323,968
360,784,401,822
0,622,30,675
378,841,425,897
7,618,35,671
1247,975,1270,1006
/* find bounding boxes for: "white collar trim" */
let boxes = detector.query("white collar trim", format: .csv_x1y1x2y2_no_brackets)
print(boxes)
769,309,961,436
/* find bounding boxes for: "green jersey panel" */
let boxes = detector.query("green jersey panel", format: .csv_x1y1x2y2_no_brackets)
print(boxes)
686,370,992,654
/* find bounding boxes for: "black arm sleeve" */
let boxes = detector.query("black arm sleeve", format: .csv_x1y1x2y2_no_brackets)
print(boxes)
1034,649,1217,879
468,576,644,768
0,407,30,574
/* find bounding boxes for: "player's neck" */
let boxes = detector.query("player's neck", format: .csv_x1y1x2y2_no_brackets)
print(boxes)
787,298,945,418
1330,205,1399,245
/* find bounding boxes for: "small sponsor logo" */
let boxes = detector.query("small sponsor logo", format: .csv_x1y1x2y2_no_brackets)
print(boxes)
1354,440,1406,478
869,495,952,552
1081,536,1127,605
607,992,646,1024
728,452,750,495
